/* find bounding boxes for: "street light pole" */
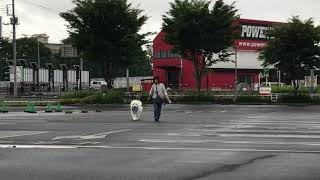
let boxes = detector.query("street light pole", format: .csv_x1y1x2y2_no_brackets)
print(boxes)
12,0,17,97
180,56,183,89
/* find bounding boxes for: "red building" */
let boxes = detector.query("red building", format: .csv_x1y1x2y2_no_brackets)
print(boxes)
152,19,279,91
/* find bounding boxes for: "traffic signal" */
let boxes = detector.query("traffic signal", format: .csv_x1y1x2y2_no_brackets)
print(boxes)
4,60,12,81
4,65,10,81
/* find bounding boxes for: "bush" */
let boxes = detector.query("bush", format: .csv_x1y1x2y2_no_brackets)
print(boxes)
174,92,215,103
80,91,123,104
311,95,320,104
60,98,81,105
237,96,271,104
271,85,310,94
315,87,320,93
278,94,312,103
62,91,96,99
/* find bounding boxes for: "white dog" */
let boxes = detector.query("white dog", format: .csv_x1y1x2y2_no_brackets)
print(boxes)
130,100,143,121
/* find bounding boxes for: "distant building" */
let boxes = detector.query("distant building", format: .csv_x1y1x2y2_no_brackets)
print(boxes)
153,18,282,91
31,34,49,44
60,44,78,58
32,34,78,58
45,43,61,55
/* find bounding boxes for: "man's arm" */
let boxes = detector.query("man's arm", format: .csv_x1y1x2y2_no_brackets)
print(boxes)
147,84,154,101
162,84,172,103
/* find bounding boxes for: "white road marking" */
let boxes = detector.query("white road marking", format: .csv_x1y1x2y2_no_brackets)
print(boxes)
167,133,202,137
214,133,320,139
1,144,320,153
52,129,132,140
221,122,320,126
0,131,48,139
187,129,320,134
139,139,320,146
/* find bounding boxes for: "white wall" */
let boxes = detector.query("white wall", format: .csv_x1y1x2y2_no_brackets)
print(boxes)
113,76,152,88
210,49,263,70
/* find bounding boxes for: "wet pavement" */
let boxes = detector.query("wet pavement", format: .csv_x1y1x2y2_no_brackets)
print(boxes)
0,104,320,179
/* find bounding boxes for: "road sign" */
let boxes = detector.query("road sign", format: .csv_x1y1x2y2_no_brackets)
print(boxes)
263,68,269,78
259,87,272,96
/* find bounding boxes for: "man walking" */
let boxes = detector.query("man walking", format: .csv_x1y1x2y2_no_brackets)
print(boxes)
147,77,171,122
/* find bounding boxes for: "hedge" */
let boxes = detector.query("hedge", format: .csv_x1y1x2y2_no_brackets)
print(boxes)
62,91,96,99
80,91,123,104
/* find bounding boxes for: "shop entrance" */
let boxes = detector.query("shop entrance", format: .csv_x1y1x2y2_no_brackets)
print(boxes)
167,70,179,89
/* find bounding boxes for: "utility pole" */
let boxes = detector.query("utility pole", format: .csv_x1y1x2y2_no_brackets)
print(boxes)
234,46,238,103
80,54,83,90
37,40,41,99
11,0,17,97
277,70,280,85
180,56,183,89
310,69,314,91
126,68,129,92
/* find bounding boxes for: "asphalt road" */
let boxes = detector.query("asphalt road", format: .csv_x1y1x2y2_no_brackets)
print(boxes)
0,104,320,180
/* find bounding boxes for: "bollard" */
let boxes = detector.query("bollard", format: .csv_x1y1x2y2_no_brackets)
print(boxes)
24,102,31,113
28,102,37,113
45,102,53,113
0,101,8,113
55,102,62,112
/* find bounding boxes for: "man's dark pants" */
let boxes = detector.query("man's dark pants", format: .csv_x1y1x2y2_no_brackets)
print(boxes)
153,99,163,121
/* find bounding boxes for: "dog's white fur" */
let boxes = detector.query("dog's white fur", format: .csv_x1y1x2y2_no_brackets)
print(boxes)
130,100,143,121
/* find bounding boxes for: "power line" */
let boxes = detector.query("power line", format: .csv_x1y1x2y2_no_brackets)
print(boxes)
17,0,62,14
24,0,61,13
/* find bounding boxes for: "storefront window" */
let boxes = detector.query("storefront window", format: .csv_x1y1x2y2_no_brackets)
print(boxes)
160,51,167,58
154,50,180,59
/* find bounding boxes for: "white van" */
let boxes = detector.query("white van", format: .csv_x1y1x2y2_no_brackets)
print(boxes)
90,81,108,90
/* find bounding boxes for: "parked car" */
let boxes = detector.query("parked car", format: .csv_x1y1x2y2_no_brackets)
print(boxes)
90,81,108,90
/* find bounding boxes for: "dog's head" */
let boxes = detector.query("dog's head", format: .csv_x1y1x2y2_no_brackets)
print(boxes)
131,103,139,113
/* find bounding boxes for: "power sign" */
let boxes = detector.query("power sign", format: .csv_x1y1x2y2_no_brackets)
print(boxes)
234,19,277,50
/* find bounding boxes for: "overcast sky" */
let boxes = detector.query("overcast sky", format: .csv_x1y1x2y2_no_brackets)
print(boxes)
1,0,320,43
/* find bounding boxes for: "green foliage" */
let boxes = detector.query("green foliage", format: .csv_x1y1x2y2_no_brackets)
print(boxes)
271,86,295,93
175,92,216,103
62,91,96,99
278,94,312,103
60,98,81,105
80,91,123,104
0,38,52,80
61,0,151,87
162,0,239,91
61,90,123,104
237,96,271,104
271,85,310,94
259,17,320,92
315,87,320,94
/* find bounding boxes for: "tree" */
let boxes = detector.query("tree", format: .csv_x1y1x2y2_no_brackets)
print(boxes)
61,0,151,88
0,38,12,81
0,37,52,81
259,17,320,94
162,0,239,91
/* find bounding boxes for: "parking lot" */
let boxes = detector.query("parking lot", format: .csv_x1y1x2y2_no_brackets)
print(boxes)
0,104,320,180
